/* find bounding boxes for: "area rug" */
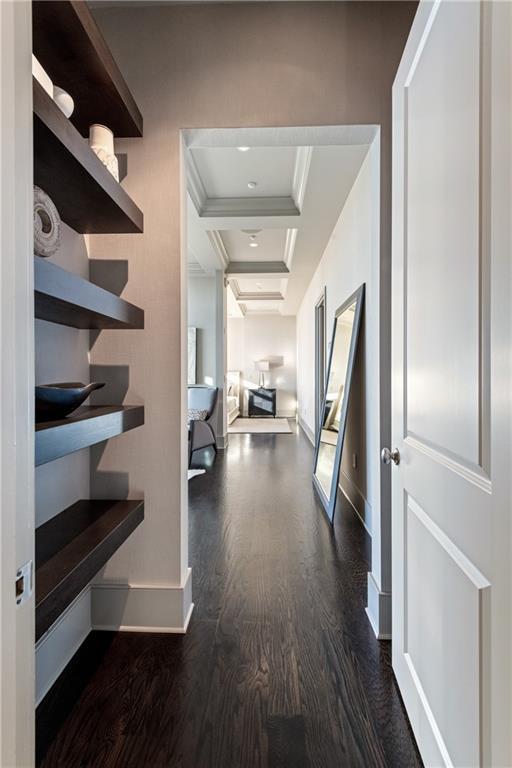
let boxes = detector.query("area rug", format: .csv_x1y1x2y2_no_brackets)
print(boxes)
188,469,206,480
228,418,292,434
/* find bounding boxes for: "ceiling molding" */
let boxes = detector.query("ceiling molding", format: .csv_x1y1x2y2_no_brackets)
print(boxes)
283,229,298,271
186,152,207,213
292,147,313,211
229,279,284,303
238,293,284,301
206,230,229,269
244,307,283,316
187,261,207,277
200,197,299,219
184,125,378,150
225,261,290,277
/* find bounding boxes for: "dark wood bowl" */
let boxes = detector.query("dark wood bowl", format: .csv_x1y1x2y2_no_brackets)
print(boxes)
35,382,105,422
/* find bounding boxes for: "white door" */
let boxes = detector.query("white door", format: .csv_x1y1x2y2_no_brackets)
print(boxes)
1,2,35,766
391,1,511,766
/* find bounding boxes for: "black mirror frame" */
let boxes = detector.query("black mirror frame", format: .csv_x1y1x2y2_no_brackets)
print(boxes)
312,283,365,524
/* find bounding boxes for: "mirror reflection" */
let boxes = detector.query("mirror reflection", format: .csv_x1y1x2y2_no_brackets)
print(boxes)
313,285,364,522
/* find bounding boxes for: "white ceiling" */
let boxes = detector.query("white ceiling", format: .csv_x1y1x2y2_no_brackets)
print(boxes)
191,147,297,199
186,127,374,316
220,229,288,263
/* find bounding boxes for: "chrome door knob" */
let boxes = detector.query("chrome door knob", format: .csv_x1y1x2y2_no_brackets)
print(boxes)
381,447,400,466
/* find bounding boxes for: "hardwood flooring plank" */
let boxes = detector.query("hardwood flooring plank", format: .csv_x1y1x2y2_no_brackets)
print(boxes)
37,427,422,768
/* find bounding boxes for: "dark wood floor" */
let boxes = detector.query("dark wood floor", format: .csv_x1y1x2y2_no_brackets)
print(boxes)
37,426,422,767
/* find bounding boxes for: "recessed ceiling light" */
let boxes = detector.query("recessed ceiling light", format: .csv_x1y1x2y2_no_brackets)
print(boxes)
237,146,250,152
249,242,259,248
247,181,257,189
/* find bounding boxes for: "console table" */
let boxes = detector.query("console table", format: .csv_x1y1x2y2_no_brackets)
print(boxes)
248,388,277,418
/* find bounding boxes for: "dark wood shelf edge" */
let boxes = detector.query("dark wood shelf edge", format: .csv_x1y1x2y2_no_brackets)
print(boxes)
33,0,143,138
33,78,143,234
35,499,144,641
34,256,144,330
35,405,144,466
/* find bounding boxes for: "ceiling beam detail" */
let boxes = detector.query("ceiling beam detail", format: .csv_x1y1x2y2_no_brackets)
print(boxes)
292,146,313,212
225,261,289,277
206,230,229,269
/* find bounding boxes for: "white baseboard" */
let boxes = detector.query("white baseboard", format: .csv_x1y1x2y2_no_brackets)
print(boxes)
91,567,194,633
217,433,228,449
297,415,315,445
366,571,391,639
339,471,372,534
36,587,92,705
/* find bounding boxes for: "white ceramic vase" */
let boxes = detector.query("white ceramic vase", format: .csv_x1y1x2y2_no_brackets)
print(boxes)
53,86,74,118
34,186,61,258
89,124,119,182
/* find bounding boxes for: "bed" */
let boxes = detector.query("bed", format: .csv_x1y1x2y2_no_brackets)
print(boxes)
226,371,241,425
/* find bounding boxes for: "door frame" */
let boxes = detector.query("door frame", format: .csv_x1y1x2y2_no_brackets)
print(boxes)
1,2,35,766
314,287,326,442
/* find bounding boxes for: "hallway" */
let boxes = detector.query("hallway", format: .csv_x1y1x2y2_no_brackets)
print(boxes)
37,428,421,767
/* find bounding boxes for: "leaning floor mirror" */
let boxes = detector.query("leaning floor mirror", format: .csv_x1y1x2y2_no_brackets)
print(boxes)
313,284,365,524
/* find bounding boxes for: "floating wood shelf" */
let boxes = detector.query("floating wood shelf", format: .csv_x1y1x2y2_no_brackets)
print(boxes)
35,405,144,466
32,1,143,138
36,499,144,641
33,78,143,234
34,257,144,330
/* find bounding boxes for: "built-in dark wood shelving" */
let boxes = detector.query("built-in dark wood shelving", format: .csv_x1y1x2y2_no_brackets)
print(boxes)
36,405,144,466
33,78,143,234
36,499,144,641
34,256,144,330
32,0,145,668
32,1,143,138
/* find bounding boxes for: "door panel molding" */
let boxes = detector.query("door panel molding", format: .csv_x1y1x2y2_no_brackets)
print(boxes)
392,1,510,765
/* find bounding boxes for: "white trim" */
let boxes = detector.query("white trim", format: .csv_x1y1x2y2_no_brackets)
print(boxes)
225,261,289,277
206,230,229,270
186,151,207,213
298,415,315,445
366,571,391,639
184,125,379,149
201,196,299,218
35,588,91,706
292,146,313,211
91,567,193,633
1,4,35,764
100,603,195,635
283,228,298,270
339,470,372,535
243,307,282,316
217,433,229,448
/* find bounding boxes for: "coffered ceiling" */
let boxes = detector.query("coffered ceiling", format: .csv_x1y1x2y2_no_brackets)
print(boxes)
185,127,374,316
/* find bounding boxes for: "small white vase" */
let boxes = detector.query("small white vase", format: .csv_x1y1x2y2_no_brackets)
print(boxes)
89,124,119,182
53,86,74,118
32,55,53,97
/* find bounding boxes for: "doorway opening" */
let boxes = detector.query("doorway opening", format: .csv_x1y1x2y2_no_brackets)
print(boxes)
183,126,384,623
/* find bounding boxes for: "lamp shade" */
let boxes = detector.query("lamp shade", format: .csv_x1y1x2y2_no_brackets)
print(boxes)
255,360,270,371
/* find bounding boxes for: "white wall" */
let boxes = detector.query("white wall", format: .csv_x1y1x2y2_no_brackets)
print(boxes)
227,315,297,417
188,276,216,386
297,139,379,534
